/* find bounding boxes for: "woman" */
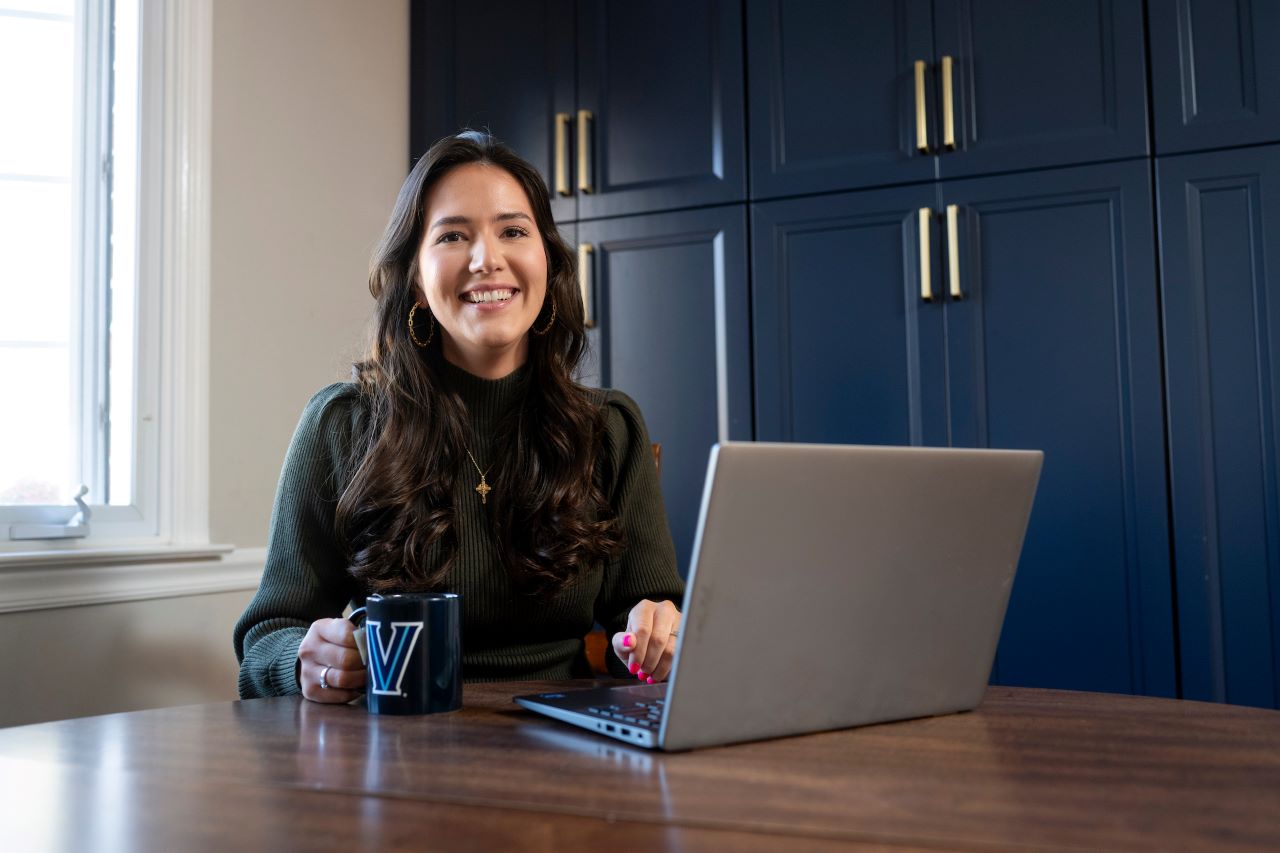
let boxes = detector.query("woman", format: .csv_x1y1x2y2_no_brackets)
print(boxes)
233,131,684,703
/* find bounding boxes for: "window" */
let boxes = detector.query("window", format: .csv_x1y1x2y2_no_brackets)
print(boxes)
1,0,140,541
0,0,211,553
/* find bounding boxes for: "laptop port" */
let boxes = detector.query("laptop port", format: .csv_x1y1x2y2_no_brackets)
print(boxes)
605,724,616,733
619,727,631,737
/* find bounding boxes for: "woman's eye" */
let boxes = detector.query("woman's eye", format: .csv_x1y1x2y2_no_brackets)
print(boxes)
437,232,464,244
503,226,530,238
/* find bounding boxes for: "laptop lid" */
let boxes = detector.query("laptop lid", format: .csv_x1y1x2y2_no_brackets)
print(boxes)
658,442,1042,751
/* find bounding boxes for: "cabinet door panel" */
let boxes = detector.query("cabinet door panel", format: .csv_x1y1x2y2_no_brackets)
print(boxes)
576,1,746,219
1159,145,1280,708
580,207,751,576
943,161,1174,696
1149,0,1280,153
412,0,577,223
752,186,945,446
934,0,1148,179
746,0,936,199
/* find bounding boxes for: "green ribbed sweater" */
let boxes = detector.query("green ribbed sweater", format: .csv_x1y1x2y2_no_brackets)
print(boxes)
233,362,684,697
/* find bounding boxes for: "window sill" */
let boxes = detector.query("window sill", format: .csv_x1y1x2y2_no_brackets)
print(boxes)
0,545,264,614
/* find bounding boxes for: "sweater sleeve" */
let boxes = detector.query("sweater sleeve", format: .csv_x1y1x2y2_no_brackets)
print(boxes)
232,383,361,698
593,390,686,678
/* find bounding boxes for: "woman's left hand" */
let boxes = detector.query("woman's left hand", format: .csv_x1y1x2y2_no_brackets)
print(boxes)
612,599,681,684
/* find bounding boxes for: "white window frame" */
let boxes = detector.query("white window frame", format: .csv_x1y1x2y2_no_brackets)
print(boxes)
1,0,223,565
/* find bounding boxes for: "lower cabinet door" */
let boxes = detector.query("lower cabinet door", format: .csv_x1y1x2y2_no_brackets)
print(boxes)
1159,144,1280,709
579,206,751,577
942,160,1176,696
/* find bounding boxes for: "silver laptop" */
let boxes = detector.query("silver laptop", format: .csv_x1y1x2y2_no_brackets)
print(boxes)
515,441,1043,751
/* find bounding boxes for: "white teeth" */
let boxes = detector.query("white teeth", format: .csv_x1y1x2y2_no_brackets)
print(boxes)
465,289,515,303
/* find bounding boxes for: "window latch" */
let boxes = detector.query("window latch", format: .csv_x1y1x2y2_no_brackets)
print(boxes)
9,485,92,541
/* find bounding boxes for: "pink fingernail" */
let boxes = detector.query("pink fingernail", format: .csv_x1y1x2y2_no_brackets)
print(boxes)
629,662,639,674
637,670,647,680
623,635,633,648
646,676,655,685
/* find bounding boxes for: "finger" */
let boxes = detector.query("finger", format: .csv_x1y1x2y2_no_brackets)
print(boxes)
316,644,365,672
301,661,362,704
625,612,655,678
611,629,638,665
308,686,361,705
639,608,678,679
297,619,355,665
318,663,367,691
648,631,678,683
318,617,359,647
634,603,679,683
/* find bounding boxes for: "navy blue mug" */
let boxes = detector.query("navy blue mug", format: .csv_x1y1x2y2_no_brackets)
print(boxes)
347,593,462,715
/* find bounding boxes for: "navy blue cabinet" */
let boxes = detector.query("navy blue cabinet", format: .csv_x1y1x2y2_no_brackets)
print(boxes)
576,1,746,219
942,161,1175,696
1158,144,1280,708
412,0,577,223
752,162,1175,695
746,0,937,199
410,1,1280,703
752,185,946,446
746,0,1148,198
413,0,745,223
1148,0,1280,154
579,207,751,576
933,0,1149,179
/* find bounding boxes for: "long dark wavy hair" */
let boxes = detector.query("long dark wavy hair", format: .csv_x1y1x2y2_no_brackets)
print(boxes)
336,131,623,595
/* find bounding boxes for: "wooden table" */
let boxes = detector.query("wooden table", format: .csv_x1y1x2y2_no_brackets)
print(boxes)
1,682,1278,851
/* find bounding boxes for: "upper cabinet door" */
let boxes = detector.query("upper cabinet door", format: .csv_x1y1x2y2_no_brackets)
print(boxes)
752,184,946,446
933,0,1149,179
942,161,1175,697
1158,144,1280,709
412,0,578,223
1149,0,1280,154
746,0,937,200
575,0,746,220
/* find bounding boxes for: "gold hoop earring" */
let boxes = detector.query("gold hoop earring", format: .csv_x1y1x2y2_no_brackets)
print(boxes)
531,295,556,336
408,303,435,348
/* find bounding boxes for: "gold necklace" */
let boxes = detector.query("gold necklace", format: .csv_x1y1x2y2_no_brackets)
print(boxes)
464,448,493,504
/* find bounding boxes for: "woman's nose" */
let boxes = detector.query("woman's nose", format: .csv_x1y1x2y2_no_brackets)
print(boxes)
469,236,503,274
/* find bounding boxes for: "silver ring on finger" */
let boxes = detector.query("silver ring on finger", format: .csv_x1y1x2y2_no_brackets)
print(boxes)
320,665,332,690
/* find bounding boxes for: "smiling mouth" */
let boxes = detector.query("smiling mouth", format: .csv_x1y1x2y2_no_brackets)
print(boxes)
463,289,516,304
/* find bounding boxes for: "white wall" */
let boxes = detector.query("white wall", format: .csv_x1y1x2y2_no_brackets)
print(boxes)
1,591,254,727
0,0,407,728
210,0,409,548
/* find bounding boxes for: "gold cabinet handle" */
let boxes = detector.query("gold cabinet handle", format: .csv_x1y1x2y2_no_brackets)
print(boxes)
554,112,571,196
946,204,962,299
918,208,933,302
578,243,595,327
576,109,594,194
941,55,956,150
914,60,929,153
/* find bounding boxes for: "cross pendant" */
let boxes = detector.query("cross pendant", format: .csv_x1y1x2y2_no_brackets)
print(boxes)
475,477,492,505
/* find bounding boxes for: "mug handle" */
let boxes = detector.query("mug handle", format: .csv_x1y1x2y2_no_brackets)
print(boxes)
347,606,369,667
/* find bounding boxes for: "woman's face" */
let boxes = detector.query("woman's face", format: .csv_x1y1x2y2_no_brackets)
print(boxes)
416,162,549,376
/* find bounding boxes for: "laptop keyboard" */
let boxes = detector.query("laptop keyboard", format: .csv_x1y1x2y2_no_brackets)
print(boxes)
585,698,666,731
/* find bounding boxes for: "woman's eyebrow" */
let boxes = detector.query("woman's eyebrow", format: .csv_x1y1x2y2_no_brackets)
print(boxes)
430,211,533,230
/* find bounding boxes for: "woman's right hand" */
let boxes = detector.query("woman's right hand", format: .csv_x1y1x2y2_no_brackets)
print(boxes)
298,617,366,703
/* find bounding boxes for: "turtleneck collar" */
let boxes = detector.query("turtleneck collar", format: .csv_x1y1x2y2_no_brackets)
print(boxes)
437,357,530,434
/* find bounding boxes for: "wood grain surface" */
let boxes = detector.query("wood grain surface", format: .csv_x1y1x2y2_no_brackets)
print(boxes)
1,682,1277,851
